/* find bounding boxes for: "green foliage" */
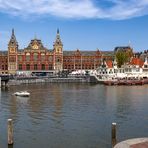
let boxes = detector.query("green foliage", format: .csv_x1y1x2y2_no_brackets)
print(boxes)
115,51,128,68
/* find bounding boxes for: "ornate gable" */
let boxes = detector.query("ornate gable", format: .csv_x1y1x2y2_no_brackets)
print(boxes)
25,39,47,51
95,49,102,56
74,49,81,56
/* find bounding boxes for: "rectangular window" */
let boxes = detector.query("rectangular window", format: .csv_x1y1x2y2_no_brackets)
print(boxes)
19,64,22,70
26,64,30,70
33,53,38,61
42,64,45,70
9,56,16,62
49,64,53,70
18,56,22,61
2,65,4,70
48,56,53,62
41,55,45,61
34,64,38,70
5,65,8,70
26,55,30,61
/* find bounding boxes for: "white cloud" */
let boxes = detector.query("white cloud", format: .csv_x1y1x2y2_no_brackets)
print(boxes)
0,0,148,20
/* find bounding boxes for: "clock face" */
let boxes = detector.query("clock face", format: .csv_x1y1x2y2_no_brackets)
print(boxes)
10,48,15,53
32,44,39,49
56,48,61,53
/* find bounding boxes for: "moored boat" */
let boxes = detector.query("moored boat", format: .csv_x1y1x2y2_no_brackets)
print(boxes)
14,91,30,97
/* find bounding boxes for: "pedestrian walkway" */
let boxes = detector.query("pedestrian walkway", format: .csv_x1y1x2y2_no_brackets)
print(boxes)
114,138,148,148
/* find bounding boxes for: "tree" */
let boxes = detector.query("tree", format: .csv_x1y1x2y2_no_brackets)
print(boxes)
115,51,128,68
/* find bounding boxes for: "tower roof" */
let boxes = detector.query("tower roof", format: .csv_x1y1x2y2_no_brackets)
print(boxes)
53,29,63,46
57,28,59,34
9,29,18,45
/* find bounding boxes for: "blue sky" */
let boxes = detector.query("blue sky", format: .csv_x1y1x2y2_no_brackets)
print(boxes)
0,0,148,52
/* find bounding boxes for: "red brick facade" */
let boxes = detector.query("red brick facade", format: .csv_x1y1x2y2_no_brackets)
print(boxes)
0,52,8,74
0,29,114,75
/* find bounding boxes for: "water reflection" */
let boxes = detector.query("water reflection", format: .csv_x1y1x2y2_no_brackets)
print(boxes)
51,86,63,129
0,84,147,148
0,88,1,98
9,95,18,120
52,87,63,118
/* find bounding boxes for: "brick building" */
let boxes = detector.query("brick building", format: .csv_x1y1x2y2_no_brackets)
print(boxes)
0,29,114,75
0,51,8,74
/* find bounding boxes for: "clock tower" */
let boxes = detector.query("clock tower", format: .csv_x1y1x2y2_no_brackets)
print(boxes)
53,29,63,72
8,29,18,74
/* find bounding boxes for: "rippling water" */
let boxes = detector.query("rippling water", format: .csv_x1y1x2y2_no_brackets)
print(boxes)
0,83,148,148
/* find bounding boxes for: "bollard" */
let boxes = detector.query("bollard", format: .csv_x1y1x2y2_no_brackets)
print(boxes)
111,122,117,147
8,144,13,148
8,119,13,145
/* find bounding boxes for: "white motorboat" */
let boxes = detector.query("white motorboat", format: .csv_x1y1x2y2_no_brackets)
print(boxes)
14,91,30,97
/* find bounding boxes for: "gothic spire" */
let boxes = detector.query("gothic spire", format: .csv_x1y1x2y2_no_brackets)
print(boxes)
54,28,63,46
57,28,59,34
12,28,14,36
9,28,18,45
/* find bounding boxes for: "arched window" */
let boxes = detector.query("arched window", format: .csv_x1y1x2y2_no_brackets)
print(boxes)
41,53,45,61
56,57,60,62
26,53,30,61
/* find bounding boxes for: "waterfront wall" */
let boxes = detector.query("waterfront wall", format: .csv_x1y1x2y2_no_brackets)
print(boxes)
89,75,100,83
8,77,89,85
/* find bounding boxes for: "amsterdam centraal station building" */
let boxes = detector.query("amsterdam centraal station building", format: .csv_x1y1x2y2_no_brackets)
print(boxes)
0,29,120,75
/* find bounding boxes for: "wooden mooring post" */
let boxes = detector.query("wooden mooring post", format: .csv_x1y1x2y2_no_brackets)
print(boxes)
8,119,13,145
111,122,117,147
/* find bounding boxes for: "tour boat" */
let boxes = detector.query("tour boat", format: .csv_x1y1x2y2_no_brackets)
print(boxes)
14,91,30,97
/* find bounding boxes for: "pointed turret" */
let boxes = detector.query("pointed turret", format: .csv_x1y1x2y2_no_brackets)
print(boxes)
54,28,63,46
57,28,59,34
9,29,18,46
8,29,18,74
53,29,63,72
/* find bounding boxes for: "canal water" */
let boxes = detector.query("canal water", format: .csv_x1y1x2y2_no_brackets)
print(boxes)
0,83,148,148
